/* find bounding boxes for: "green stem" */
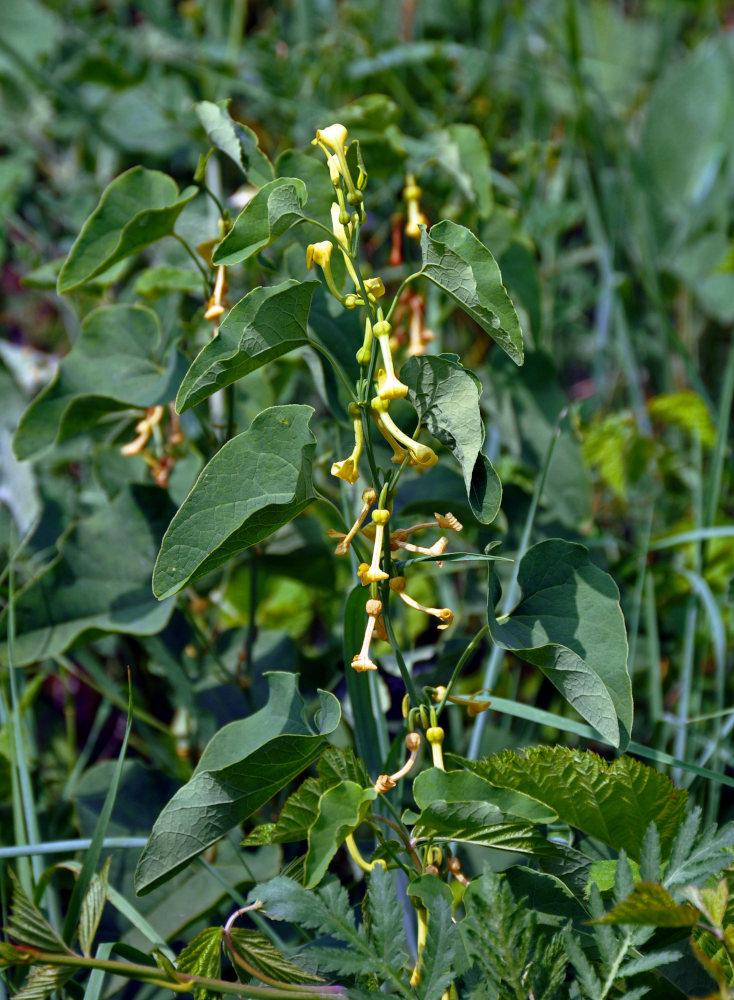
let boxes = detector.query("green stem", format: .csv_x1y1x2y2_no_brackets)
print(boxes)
173,234,212,296
306,338,358,402
384,272,422,323
435,624,490,720
379,594,420,706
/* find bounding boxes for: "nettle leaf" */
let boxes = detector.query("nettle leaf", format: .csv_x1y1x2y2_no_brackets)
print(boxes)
212,178,308,266
195,100,274,187
78,858,110,957
228,928,323,985
402,355,501,524
488,538,632,749
152,405,316,600
420,220,523,366
459,747,687,861
176,280,318,412
177,927,222,1000
14,305,184,460
57,167,197,293
415,895,456,1000
134,672,340,894
592,883,699,928
7,872,72,954
363,866,409,974
13,966,76,1000
304,781,377,888
0,486,176,667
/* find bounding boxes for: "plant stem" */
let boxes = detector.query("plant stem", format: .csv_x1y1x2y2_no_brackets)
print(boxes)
380,598,420,706
435,624,490,720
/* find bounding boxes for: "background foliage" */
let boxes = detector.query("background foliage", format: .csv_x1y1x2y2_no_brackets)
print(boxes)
1,1,733,998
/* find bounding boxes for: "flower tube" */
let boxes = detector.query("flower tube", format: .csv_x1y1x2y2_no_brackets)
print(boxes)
389,576,453,630
370,397,437,468
351,598,383,672
331,403,364,485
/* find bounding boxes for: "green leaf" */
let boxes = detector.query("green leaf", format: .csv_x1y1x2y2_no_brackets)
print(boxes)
402,355,501,524
195,101,274,187
304,781,376,888
57,168,197,293
176,281,317,412
212,178,308,266
227,928,323,985
415,895,456,1000
152,404,316,600
413,768,557,824
78,858,110,957
420,220,523,365
7,871,71,954
0,486,176,667
592,883,699,928
487,538,632,749
363,866,409,974
14,305,184,460
459,747,687,861
134,672,340,894
134,266,202,298
177,927,222,1000
12,966,76,1000
434,123,493,217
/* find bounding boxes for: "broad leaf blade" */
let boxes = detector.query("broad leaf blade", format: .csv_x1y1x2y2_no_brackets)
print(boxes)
402,355,501,524
212,178,307,266
488,538,632,749
459,747,687,861
7,872,71,954
13,966,75,1000
0,486,176,667
195,101,273,187
413,768,557,824
14,305,184,460
592,883,699,928
177,926,222,1000
228,929,323,985
176,281,317,412
57,167,197,292
304,781,376,888
420,220,523,365
152,405,316,600
134,672,340,894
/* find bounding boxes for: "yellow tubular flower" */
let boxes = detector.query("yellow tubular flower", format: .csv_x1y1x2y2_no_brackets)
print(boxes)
351,598,383,672
389,577,454,630
370,397,438,468
306,240,345,303
327,487,377,555
330,203,361,287
373,320,408,400
403,174,428,239
120,405,165,456
331,403,364,485
313,123,362,207
370,398,409,463
361,509,390,584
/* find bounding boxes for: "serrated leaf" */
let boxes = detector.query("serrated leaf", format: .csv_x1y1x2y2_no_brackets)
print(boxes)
57,167,197,292
487,538,632,749
618,949,685,978
317,747,371,789
195,101,273,187
12,965,76,1000
152,405,316,599
78,858,110,957
304,781,376,888
363,866,409,973
134,672,340,894
212,178,307,266
648,391,716,448
402,355,501,524
228,928,323,985
177,926,222,1000
592,883,698,927
420,220,523,365
0,486,176,667
459,747,687,861
7,872,71,954
14,305,185,460
415,895,456,1000
664,808,734,889
176,281,317,412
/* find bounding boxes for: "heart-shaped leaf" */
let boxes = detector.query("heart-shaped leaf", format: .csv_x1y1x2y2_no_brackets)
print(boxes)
195,100,274,187
212,178,308,266
152,405,316,599
488,539,633,748
420,220,523,365
57,168,197,292
176,280,318,412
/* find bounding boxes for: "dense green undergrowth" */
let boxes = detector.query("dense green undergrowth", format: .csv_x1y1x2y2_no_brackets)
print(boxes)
1,2,733,999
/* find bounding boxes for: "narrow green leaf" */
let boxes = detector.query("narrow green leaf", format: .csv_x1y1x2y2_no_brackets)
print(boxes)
487,538,632,749
592,883,699,927
78,857,110,957
152,405,316,600
402,355,501,524
12,965,76,1000
420,220,523,365
212,178,308,266
7,871,71,954
304,781,376,888
177,926,222,1000
176,281,317,412
134,673,340,895
228,928,324,985
195,101,274,187
57,167,197,292
0,486,176,667
459,747,687,861
14,304,184,460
